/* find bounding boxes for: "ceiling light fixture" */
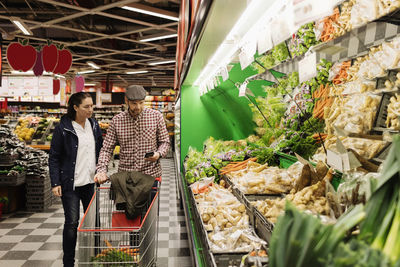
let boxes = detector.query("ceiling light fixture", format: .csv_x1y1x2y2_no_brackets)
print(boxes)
87,61,100,69
54,74,65,79
126,70,149,74
121,3,179,21
139,33,178,42
10,17,32,36
148,60,175,66
77,70,96,74
85,83,96,86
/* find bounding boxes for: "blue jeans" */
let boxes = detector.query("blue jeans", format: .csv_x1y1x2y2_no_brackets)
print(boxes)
61,183,94,267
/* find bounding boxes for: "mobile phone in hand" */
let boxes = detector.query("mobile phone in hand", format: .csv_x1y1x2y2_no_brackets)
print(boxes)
145,152,154,158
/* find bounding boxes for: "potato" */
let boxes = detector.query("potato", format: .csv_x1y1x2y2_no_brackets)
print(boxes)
237,204,246,213
202,213,210,223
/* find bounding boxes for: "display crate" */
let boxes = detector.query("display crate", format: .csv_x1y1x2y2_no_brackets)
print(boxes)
26,201,52,212
0,153,19,166
0,172,26,186
25,175,51,187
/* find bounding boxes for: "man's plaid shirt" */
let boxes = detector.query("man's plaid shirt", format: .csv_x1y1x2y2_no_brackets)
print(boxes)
96,108,170,178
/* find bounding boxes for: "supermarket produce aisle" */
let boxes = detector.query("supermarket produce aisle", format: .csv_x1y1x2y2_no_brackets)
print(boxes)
0,158,191,267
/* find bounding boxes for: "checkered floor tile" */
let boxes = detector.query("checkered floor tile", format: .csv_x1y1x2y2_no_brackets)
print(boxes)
0,158,192,267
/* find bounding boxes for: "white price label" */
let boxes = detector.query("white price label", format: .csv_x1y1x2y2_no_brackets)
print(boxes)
293,0,334,27
239,42,256,70
327,150,343,172
258,27,273,55
239,82,248,97
21,95,32,102
32,96,44,102
220,67,229,82
271,2,297,45
299,52,317,83
0,98,5,101
9,96,19,102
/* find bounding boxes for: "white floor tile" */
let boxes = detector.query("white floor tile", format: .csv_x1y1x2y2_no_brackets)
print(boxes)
29,212,54,218
157,247,169,257
46,235,62,243
51,259,63,267
2,218,27,224
14,223,42,229
158,233,169,241
29,229,57,235
0,229,11,236
0,235,26,243
29,250,62,260
44,218,65,224
0,260,26,267
11,242,43,251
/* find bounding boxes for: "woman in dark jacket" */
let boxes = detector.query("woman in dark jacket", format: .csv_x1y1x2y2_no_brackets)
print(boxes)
49,92,103,267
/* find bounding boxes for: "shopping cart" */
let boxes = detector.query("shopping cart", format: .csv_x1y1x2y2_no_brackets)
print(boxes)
78,177,161,267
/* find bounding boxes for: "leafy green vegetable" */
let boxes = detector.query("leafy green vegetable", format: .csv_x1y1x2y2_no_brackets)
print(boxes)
269,202,365,267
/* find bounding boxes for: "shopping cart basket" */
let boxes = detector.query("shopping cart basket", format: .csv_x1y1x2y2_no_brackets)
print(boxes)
78,177,161,267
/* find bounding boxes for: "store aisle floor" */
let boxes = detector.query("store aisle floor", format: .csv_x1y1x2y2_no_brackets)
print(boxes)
0,158,191,267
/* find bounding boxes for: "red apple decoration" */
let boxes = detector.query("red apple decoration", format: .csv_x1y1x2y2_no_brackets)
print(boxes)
53,79,61,95
42,44,58,72
7,42,37,72
75,76,85,92
53,49,72,74
33,50,44,76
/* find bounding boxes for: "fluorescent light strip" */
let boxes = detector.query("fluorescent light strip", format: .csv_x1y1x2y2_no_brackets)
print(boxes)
122,6,179,21
194,0,280,88
78,70,96,74
87,62,100,69
148,60,175,66
85,83,96,86
55,74,65,79
12,20,31,35
126,70,149,74
140,33,177,42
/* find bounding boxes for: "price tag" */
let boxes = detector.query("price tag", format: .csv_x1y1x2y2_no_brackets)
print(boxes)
0,77,9,96
327,149,343,172
271,2,296,45
299,52,317,83
0,98,5,101
239,41,256,70
43,95,54,102
295,153,316,172
239,82,248,97
9,96,19,102
258,26,273,55
32,96,44,102
293,0,334,28
220,67,229,82
21,95,32,102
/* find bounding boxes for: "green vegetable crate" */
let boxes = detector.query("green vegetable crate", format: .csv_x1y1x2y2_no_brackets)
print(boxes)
276,151,342,190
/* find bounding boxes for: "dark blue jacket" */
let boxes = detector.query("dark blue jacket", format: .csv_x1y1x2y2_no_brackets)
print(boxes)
49,115,103,192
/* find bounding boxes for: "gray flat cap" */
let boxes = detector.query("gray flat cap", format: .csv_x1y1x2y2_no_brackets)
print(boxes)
125,85,146,100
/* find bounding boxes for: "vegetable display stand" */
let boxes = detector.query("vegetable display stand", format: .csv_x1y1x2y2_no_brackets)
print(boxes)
78,178,161,267
0,172,26,186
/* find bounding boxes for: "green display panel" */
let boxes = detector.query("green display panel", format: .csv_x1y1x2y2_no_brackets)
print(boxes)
180,63,274,166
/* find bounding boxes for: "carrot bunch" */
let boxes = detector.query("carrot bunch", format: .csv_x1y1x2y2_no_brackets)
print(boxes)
312,133,328,144
220,158,257,176
320,7,339,42
312,84,334,119
332,61,351,85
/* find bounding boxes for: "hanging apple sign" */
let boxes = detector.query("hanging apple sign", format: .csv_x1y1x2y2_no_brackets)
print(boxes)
53,79,60,95
75,75,85,92
7,40,37,72
42,43,58,72
53,45,72,75
33,50,44,76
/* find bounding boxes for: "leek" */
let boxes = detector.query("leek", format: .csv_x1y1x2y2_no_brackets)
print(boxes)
382,190,400,263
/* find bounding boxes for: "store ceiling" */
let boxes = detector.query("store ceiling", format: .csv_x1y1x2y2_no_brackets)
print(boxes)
0,0,179,87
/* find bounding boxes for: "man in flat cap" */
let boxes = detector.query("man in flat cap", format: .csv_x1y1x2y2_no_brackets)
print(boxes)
94,85,170,184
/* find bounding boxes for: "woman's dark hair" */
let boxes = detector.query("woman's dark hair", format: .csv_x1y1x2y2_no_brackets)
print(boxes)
67,92,92,120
